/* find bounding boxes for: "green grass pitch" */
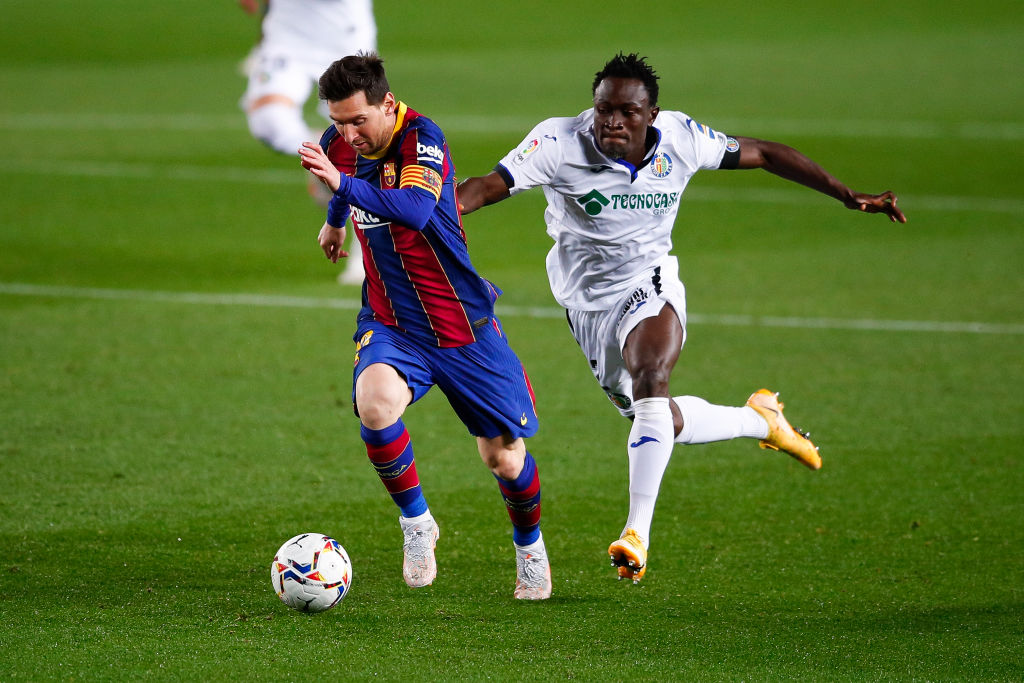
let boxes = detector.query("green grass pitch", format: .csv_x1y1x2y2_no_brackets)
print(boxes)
1,1,1022,679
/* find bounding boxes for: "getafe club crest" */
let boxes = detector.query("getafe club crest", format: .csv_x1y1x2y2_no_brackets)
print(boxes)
650,152,673,178
383,162,396,187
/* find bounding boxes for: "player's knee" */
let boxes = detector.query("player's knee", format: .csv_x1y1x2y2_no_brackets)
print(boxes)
356,398,403,430
354,368,410,429
631,365,672,399
246,102,312,155
478,435,526,479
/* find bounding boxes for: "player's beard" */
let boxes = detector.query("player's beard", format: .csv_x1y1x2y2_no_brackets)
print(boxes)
597,132,631,160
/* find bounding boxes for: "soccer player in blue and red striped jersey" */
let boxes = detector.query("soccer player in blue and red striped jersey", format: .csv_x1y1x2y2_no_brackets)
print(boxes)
298,53,551,600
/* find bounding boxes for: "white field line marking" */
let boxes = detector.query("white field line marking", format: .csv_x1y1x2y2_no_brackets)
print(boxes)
2,282,1022,336
1,112,1023,140
0,158,1020,215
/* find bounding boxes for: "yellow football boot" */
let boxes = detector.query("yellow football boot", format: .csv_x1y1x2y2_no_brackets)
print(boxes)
745,389,822,470
608,529,648,584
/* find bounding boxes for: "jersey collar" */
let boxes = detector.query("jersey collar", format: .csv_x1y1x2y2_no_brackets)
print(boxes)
612,125,662,182
363,101,408,160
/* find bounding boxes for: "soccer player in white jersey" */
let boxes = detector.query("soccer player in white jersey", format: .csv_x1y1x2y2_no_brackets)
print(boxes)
458,53,906,584
239,0,376,285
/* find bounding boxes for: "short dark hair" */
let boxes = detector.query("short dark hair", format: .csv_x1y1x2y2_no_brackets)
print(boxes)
318,52,390,103
592,53,660,107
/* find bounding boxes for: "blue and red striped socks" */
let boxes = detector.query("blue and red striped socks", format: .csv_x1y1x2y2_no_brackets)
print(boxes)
495,452,542,546
361,420,428,519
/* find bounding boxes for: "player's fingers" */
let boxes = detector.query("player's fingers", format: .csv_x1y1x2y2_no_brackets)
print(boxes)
879,191,907,223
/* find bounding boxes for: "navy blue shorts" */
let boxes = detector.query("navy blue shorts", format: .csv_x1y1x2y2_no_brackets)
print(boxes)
351,318,538,440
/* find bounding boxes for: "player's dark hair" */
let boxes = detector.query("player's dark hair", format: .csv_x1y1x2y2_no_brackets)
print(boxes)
592,53,660,107
319,52,391,104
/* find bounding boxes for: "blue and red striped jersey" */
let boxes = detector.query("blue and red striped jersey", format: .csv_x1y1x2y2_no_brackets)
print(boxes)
321,103,501,348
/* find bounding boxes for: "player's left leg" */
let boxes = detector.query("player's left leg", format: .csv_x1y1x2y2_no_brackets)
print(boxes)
439,319,550,599
611,303,683,583
477,434,551,600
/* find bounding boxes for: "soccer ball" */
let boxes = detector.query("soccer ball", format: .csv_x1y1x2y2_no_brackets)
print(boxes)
270,533,352,612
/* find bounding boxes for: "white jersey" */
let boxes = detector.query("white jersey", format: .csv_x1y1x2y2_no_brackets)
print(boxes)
260,0,377,65
497,109,734,310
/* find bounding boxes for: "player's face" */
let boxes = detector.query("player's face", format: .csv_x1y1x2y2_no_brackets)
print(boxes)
592,77,659,163
328,91,398,156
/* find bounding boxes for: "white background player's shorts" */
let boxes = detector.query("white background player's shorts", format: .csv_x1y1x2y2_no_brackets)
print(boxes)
241,45,335,116
565,256,687,418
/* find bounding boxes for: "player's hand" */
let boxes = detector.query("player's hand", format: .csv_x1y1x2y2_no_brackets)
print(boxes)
318,222,349,263
847,191,907,223
300,142,342,193
238,0,262,15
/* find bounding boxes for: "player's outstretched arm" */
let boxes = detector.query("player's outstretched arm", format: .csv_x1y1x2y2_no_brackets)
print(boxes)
735,136,907,223
457,172,512,215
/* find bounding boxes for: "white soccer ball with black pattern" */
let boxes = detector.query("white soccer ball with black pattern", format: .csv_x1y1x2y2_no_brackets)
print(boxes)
271,533,352,612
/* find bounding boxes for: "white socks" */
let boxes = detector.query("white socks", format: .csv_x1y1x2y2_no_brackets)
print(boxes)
672,395,769,444
623,397,675,547
246,102,315,156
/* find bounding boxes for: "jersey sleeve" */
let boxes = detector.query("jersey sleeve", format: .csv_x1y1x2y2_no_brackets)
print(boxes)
676,113,739,171
494,119,563,195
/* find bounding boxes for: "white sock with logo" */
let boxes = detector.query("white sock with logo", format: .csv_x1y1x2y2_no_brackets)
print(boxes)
672,395,769,444
623,397,675,548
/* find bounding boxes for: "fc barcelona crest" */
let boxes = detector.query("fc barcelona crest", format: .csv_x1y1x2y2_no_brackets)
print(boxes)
383,162,396,187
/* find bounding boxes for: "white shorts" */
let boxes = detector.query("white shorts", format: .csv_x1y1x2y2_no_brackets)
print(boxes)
241,45,333,114
565,256,687,417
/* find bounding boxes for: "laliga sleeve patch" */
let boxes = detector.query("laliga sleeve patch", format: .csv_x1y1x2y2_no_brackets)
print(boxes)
400,164,443,200
512,138,541,165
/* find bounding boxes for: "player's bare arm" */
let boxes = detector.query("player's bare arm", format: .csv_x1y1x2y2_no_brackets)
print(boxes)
734,136,907,223
457,172,511,215
299,142,342,193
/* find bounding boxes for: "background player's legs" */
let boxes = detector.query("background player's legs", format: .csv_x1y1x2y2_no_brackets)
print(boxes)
337,238,365,285
246,95,313,156
243,57,364,283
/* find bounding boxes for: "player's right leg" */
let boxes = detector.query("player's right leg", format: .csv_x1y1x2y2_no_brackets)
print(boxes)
353,328,439,587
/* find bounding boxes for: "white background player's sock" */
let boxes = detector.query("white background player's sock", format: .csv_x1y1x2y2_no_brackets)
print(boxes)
246,102,314,156
673,395,769,444
623,397,675,547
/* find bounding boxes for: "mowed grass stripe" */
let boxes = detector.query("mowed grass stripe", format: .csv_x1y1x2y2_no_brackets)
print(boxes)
3,282,1021,335
2,112,1023,140
0,158,1019,215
